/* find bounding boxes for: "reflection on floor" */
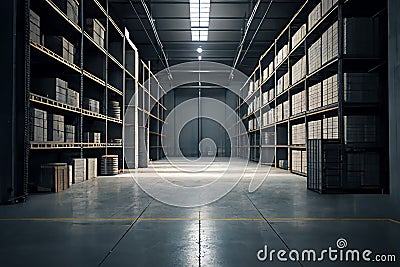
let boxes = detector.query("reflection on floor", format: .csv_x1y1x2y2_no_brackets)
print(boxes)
0,158,399,266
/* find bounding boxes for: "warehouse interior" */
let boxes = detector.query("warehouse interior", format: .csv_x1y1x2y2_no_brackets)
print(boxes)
0,0,399,266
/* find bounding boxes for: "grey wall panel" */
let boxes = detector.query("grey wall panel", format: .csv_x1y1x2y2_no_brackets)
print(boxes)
388,0,400,202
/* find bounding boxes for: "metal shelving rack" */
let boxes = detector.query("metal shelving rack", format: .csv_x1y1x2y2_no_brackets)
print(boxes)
234,0,389,193
27,0,166,184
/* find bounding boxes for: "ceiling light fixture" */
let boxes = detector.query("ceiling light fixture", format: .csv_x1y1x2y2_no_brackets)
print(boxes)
197,47,203,53
198,55,202,60
190,0,210,41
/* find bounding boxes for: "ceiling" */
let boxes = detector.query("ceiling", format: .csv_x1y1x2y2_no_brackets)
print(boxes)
109,0,305,75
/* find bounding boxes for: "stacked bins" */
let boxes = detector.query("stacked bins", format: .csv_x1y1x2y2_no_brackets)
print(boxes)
308,38,322,74
344,73,379,103
66,88,80,107
308,3,321,30
30,10,40,44
65,125,75,142
291,123,306,145
72,158,86,183
291,150,306,175
322,22,339,65
31,108,47,142
39,163,68,192
85,19,105,48
291,90,307,115
101,155,118,175
308,83,322,110
344,18,380,58
292,24,306,49
87,158,97,180
52,0,79,24
47,114,64,142
109,101,121,120
43,36,75,64
32,78,68,104
322,74,338,106
291,56,307,84
83,98,100,113
83,132,101,143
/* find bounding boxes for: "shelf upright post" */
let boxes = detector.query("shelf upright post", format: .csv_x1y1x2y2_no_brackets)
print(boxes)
337,0,345,189
105,0,110,155
79,0,84,158
122,33,126,171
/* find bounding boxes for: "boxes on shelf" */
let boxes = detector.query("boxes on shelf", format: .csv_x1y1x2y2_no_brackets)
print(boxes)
101,155,119,176
322,22,338,65
47,114,65,142
43,35,75,64
110,139,123,145
83,132,101,143
344,17,380,58
275,104,283,122
30,10,41,44
262,67,269,81
308,82,322,110
308,3,321,30
323,116,339,140
283,100,289,120
109,101,121,120
291,123,306,145
268,61,274,77
291,150,302,173
322,74,338,106
65,125,75,143
262,91,269,105
68,165,73,187
39,163,68,192
291,56,307,84
72,158,86,183
275,45,288,66
87,158,97,180
261,131,275,145
277,73,289,95
308,37,322,74
344,116,376,144
66,88,80,107
302,150,307,174
52,0,79,24
308,119,322,140
31,108,47,142
83,98,100,113
292,24,306,49
291,90,307,116
278,160,288,169
86,18,105,48
322,0,338,16
344,73,379,103
32,78,68,104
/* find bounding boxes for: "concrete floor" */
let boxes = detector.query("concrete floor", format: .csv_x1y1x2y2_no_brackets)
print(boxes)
0,158,399,266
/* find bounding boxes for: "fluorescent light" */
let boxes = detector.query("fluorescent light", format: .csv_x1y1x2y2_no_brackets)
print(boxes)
189,0,210,41
197,47,203,53
198,55,202,60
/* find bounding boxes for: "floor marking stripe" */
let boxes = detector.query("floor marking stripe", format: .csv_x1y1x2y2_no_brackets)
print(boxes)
0,217,398,223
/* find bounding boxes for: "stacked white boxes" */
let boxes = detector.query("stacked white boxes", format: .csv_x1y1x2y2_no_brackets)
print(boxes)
292,123,306,145
276,104,283,122
65,125,75,143
268,62,274,77
321,0,338,16
109,101,121,120
43,35,75,64
275,45,289,66
86,19,106,48
292,150,306,173
254,95,261,110
87,158,98,180
308,120,322,140
31,108,47,142
262,109,275,126
30,10,41,44
262,91,269,105
39,163,68,192
344,116,376,143
83,98,100,113
308,3,322,31
66,88,80,107
47,114,64,142
344,73,379,103
302,150,307,174
292,24,307,49
323,116,339,139
283,101,290,120
277,73,289,95
322,22,339,65
344,18,380,58
291,90,307,115
33,78,68,104
308,38,322,74
83,132,101,143
291,56,307,84
308,83,322,110
262,68,269,82
261,131,275,145
72,158,86,183
322,74,338,106
52,0,79,24
101,155,119,176
248,81,254,96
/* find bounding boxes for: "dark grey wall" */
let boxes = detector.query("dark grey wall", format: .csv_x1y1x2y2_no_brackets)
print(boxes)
388,0,400,202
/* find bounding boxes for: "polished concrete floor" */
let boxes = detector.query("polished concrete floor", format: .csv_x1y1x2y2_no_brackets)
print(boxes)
0,158,399,266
